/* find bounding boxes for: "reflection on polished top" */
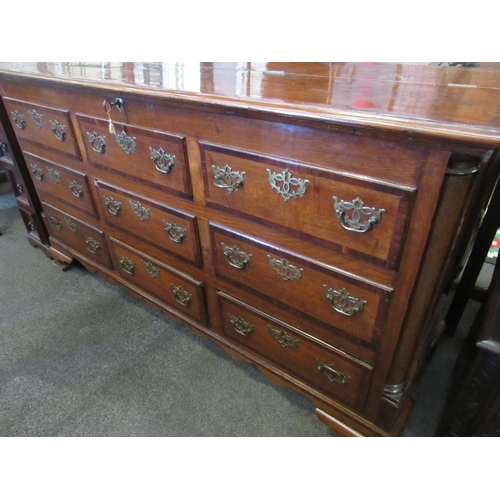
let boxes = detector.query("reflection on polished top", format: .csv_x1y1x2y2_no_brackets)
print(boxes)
1,62,500,145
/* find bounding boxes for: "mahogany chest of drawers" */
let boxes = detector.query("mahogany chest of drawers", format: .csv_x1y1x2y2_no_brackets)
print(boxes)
1,62,499,436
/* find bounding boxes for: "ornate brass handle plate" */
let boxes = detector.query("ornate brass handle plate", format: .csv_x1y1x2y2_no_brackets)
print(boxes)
172,284,192,306
333,196,385,233
212,164,245,193
50,120,66,141
85,236,100,254
222,243,252,269
49,216,62,231
103,196,121,216
116,131,136,155
30,164,44,181
129,200,150,221
316,359,351,384
47,167,61,183
11,110,26,129
64,217,77,233
29,109,43,129
229,314,254,336
163,221,187,243
150,147,175,174
119,255,135,275
269,326,299,348
267,168,309,202
87,131,106,154
324,285,367,316
268,255,303,281
142,260,160,279
69,180,83,198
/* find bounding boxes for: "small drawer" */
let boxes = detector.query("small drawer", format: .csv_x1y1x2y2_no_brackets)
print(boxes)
211,223,392,348
5,165,30,207
42,202,112,269
77,114,192,199
25,153,97,218
3,97,81,160
109,237,208,325
201,142,415,269
95,180,202,268
0,120,13,162
218,291,373,410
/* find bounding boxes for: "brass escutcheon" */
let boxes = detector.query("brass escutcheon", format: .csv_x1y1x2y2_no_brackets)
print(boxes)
50,120,66,141
172,284,192,306
324,285,367,317
333,196,385,233
267,168,309,202
268,326,299,348
229,314,254,336
222,243,252,269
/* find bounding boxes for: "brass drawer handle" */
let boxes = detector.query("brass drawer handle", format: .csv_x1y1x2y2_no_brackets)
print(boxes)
119,255,135,275
11,110,26,129
212,164,245,193
87,131,107,154
16,184,23,194
324,285,367,317
163,220,187,243
47,167,61,183
29,109,43,129
103,196,121,216
85,236,101,254
316,359,351,384
269,326,299,348
49,216,62,231
142,260,160,279
229,314,254,336
50,120,66,141
150,147,175,173
222,243,252,269
69,180,84,198
30,164,44,181
333,196,385,233
268,255,303,281
116,131,136,155
28,221,36,232
172,284,192,306
129,200,150,221
64,217,77,233
267,168,309,202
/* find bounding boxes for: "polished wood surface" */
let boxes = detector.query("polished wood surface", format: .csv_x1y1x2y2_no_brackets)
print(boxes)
1,62,499,145
1,62,500,436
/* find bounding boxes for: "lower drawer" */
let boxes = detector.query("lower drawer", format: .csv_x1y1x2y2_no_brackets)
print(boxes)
108,237,208,325
42,202,112,268
218,291,373,410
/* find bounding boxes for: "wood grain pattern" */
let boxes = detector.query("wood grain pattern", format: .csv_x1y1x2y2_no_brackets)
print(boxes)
1,62,499,436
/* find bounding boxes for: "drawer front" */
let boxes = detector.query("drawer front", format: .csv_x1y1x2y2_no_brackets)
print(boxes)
95,181,202,267
218,291,373,410
0,120,13,162
77,114,192,199
109,237,208,325
6,165,30,206
201,142,415,269
25,153,97,218
42,202,112,268
3,97,81,159
211,223,392,347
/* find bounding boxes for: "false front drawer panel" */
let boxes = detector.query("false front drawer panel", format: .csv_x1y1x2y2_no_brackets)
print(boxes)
201,142,415,269
3,97,81,159
109,237,208,325
218,291,373,410
42,202,112,268
95,181,202,267
211,223,392,348
77,114,192,199
25,153,97,218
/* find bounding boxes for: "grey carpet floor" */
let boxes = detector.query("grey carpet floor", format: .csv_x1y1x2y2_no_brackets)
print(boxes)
0,179,483,436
